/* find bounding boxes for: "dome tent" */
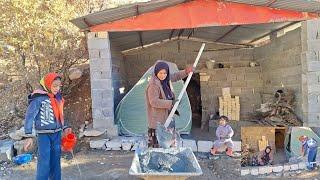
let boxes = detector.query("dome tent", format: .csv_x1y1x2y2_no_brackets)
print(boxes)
115,61,192,136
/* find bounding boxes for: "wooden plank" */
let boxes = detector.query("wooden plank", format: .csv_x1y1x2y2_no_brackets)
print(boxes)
258,136,269,151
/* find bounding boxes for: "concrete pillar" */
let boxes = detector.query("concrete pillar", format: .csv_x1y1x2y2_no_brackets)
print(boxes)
87,32,118,136
301,19,320,126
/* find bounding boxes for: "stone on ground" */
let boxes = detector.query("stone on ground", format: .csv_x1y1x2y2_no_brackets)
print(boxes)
272,165,284,173
122,142,132,151
0,140,14,161
84,128,106,137
89,139,109,149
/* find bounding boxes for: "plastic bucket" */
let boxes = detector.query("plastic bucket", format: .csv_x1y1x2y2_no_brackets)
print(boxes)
61,133,77,152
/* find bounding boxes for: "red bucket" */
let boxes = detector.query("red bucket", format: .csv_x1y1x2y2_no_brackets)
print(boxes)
61,133,77,152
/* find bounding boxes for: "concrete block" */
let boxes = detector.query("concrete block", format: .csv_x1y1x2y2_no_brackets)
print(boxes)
241,168,250,176
182,139,197,152
106,125,119,137
298,162,307,170
105,139,122,149
283,164,291,171
230,88,242,96
90,139,108,149
211,73,226,81
118,136,142,144
84,128,106,137
217,81,231,87
250,168,259,176
245,67,261,73
88,39,110,50
200,75,210,82
258,166,273,174
236,74,245,81
227,74,237,81
290,164,299,171
0,140,13,161
307,61,320,72
306,39,320,51
91,71,112,80
131,143,139,151
97,32,109,39
307,72,320,85
245,73,261,80
272,165,284,173
100,49,111,59
90,59,112,72
197,141,213,152
122,142,132,151
92,108,104,120
87,32,98,39
246,80,263,88
89,49,100,59
102,108,114,119
91,79,113,90
233,141,241,152
232,81,246,87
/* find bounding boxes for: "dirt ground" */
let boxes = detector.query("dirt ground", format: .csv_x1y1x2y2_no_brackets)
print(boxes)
242,170,320,179
1,146,319,180
1,150,241,180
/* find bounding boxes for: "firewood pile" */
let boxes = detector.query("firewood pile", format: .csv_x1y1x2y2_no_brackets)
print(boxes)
241,144,257,167
253,89,302,126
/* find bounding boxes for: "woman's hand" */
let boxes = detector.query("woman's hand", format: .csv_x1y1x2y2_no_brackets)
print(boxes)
23,138,33,151
185,66,195,74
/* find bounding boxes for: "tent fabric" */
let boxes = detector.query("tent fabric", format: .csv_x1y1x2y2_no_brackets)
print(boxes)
285,127,320,158
115,62,192,136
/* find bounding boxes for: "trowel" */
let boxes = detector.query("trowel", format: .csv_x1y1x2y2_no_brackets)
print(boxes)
156,43,206,148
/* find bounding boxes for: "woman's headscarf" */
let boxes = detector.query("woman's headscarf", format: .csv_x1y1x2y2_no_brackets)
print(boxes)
39,73,65,125
154,62,174,100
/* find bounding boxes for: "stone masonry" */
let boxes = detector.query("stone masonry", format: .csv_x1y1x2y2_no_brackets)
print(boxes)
87,32,118,136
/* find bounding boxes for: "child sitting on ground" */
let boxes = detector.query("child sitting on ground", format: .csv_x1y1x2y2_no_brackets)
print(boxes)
211,116,234,157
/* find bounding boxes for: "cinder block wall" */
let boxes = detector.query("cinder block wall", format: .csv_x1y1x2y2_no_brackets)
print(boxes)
254,28,303,120
123,40,262,121
110,41,127,108
123,40,204,88
199,56,263,120
301,19,320,127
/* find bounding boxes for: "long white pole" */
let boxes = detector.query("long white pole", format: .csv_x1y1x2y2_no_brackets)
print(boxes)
164,43,206,128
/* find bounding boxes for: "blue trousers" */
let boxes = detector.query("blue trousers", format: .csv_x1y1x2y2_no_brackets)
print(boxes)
36,132,61,180
307,147,318,170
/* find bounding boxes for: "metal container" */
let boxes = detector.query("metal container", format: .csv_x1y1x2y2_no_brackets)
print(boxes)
129,147,202,180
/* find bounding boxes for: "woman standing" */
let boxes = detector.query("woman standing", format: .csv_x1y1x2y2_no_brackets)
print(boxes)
145,61,193,148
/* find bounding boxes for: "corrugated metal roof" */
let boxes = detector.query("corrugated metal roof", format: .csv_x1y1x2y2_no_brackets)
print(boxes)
71,0,186,30
225,0,320,13
71,0,315,51
109,22,295,51
71,0,320,30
